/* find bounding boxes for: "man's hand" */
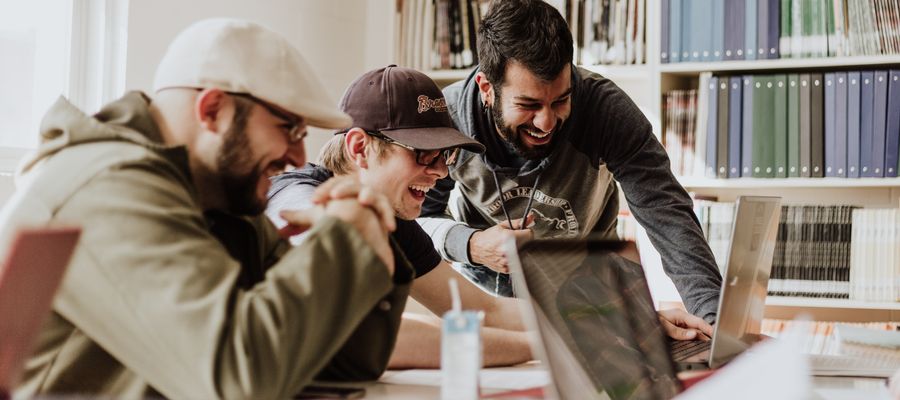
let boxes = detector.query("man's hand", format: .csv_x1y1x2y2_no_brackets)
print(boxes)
279,180,396,275
469,214,535,273
657,308,714,341
311,176,396,232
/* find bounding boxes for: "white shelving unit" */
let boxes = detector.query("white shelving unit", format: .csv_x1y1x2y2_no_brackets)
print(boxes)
372,0,900,321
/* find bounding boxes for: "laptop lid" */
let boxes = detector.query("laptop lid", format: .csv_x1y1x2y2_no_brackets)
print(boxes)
507,238,682,400
0,227,81,392
708,196,782,368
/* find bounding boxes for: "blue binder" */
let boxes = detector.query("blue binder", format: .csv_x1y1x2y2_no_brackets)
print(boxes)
847,71,862,178
885,70,900,177
834,72,849,178
860,71,875,177
871,70,888,177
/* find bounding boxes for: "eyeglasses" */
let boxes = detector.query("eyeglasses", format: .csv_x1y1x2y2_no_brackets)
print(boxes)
366,131,461,167
228,92,307,143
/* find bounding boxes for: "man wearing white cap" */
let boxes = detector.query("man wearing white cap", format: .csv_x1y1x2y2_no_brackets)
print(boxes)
5,19,410,398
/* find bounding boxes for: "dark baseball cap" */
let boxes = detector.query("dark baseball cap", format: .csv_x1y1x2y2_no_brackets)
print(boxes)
337,65,485,153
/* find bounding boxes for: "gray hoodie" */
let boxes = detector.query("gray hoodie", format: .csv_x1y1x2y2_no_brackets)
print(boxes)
419,66,722,321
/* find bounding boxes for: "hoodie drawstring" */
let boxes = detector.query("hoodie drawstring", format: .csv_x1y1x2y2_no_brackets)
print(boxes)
489,169,542,296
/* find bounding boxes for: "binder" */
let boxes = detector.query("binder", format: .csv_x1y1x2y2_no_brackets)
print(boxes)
711,0,725,61
835,72,849,178
885,70,900,177
756,0,768,60
753,76,777,177
766,0,780,59
799,74,812,177
706,76,720,177
871,70,888,177
847,71,862,178
860,71,875,177
717,77,730,178
788,74,801,177
745,0,757,60
742,76,754,176
728,76,743,178
661,0,670,63
810,73,824,177
824,73,837,177
773,74,788,177
724,0,747,60
670,0,683,63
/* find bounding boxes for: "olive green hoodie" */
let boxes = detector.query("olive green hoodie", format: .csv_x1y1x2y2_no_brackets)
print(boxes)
3,92,412,399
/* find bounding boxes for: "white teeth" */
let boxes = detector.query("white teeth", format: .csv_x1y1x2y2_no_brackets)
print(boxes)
526,129,550,139
408,185,432,193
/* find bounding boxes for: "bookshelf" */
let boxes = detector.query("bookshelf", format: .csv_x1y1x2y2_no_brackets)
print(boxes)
371,0,900,322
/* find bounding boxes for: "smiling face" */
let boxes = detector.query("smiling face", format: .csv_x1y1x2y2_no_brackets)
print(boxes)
358,137,449,220
217,95,307,215
485,61,572,160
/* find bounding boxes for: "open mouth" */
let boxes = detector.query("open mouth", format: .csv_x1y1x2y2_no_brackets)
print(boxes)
521,128,553,145
408,184,432,201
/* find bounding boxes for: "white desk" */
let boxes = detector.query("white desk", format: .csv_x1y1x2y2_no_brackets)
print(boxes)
350,364,894,399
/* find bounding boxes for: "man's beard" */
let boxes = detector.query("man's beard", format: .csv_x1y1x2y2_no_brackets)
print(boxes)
490,95,559,160
217,123,266,216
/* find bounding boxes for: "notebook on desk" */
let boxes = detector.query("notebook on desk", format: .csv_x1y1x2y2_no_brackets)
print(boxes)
504,196,783,399
0,227,81,393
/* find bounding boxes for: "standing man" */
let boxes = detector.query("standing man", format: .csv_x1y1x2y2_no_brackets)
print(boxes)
2,19,408,398
419,0,722,322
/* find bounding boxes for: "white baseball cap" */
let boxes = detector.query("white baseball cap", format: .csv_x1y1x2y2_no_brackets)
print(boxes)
153,18,351,129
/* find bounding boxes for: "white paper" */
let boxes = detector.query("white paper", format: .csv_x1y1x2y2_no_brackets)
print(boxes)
676,326,812,400
380,368,550,391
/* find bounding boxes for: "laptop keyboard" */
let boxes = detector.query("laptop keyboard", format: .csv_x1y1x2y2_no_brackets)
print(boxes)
670,340,711,361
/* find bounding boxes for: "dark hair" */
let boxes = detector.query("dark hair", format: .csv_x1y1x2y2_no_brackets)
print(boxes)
477,0,573,88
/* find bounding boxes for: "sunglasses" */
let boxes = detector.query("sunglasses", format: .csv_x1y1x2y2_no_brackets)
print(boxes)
366,131,461,167
227,92,307,143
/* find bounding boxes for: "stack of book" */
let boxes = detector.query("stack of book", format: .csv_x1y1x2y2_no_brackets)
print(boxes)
850,208,900,302
661,0,900,64
769,205,857,299
395,0,485,71
663,89,698,176
693,198,738,272
550,0,647,65
761,319,900,355
665,70,900,179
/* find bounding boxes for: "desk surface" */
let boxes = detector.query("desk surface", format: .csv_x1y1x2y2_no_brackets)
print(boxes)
356,365,893,400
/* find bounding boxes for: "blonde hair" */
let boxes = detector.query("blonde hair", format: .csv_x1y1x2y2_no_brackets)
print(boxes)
317,131,390,175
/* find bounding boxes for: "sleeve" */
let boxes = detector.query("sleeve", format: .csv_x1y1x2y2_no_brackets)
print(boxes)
576,76,722,322
265,182,317,245
418,176,479,265
51,159,402,399
393,220,442,278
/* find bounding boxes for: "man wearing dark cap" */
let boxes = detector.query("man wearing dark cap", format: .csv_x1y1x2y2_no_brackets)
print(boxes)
267,65,714,368
2,19,407,398
419,0,723,324
268,65,533,368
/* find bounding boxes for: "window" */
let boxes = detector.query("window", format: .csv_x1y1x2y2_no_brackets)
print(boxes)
0,0,127,172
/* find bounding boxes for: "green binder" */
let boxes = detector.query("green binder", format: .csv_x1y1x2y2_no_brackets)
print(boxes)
753,76,776,177
773,74,789,178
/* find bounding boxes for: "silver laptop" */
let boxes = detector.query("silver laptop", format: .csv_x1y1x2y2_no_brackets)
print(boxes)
505,196,781,399
672,195,782,370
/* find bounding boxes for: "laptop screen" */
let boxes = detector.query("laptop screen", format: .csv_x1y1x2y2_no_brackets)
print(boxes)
508,239,681,400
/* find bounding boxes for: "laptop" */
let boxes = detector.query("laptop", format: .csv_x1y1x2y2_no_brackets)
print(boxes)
0,227,81,393
671,195,782,370
505,196,781,399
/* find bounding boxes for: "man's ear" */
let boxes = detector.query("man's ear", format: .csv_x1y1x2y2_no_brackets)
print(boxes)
344,128,370,169
194,88,230,134
475,72,495,107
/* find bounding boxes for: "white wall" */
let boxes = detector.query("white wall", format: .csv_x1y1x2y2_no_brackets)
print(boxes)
125,0,375,160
